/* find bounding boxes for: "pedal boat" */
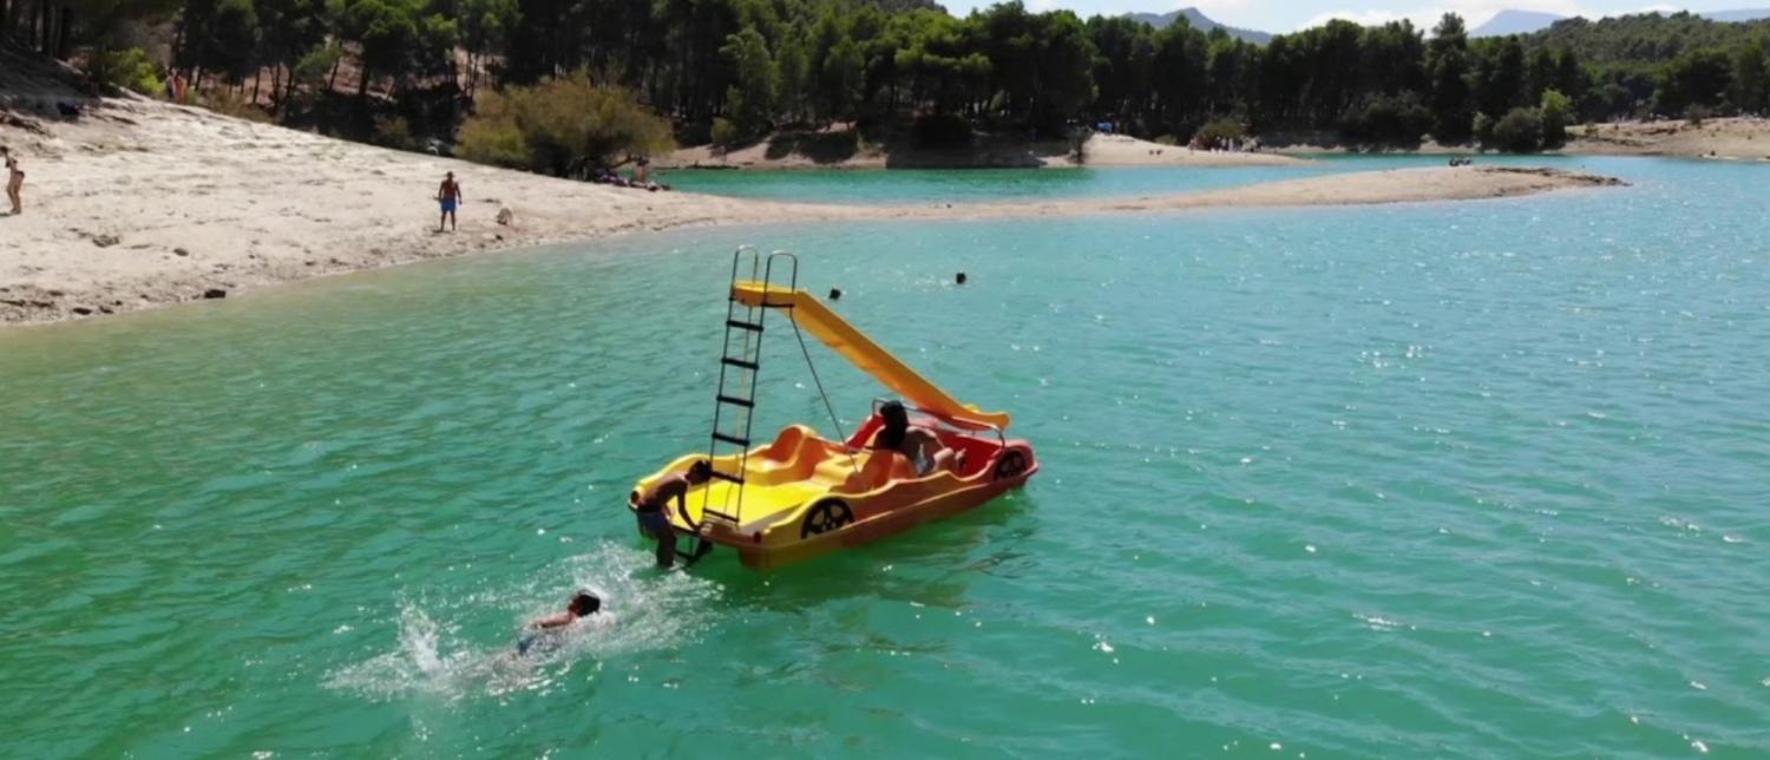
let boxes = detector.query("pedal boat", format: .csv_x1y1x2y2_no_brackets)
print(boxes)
628,250,1038,570
634,409,1037,570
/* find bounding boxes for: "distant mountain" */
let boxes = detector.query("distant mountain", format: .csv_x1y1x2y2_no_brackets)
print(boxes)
1472,10,1566,37
1124,7,1273,44
1472,7,1770,38
1703,8,1770,22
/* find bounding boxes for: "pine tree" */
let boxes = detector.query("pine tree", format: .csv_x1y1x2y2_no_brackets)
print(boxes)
1425,13,1473,143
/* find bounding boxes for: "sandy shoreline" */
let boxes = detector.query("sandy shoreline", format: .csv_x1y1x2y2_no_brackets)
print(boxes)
671,118,1770,169
1,98,1621,328
660,131,1302,170
1566,118,1770,160
1272,118,1770,161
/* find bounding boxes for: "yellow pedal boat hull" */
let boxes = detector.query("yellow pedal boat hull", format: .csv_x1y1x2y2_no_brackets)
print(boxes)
631,422,1038,570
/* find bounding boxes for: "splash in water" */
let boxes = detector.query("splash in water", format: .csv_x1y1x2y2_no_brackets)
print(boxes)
325,541,721,701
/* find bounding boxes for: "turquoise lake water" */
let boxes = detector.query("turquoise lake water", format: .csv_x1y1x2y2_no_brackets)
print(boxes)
3,157,1769,757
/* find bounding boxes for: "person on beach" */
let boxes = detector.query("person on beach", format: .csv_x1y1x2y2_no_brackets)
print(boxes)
516,590,601,656
436,171,462,232
629,460,713,568
3,146,23,216
869,400,962,477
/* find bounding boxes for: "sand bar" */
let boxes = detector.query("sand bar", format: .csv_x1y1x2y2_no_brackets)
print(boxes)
661,131,1302,169
1,98,1621,327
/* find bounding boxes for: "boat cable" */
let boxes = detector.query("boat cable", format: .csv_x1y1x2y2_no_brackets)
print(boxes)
788,310,858,473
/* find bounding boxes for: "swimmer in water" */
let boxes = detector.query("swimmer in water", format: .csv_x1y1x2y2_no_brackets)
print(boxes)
516,590,601,656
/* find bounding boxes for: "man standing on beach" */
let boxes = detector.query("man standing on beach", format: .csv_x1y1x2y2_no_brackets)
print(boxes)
3,146,23,216
436,171,462,232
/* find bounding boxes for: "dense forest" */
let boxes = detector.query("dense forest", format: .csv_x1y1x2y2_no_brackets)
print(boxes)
4,0,1769,166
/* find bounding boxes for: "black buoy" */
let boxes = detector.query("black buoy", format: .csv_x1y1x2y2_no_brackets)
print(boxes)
829,288,843,301
956,272,968,285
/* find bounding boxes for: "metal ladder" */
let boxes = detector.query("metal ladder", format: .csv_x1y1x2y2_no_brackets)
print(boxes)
702,247,799,526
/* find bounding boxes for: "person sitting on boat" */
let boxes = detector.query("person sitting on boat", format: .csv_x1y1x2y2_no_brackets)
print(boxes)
629,460,713,568
517,590,601,656
869,401,962,477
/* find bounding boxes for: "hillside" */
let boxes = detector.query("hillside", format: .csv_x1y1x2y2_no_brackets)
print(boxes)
1524,12,1770,66
1473,10,1565,37
1474,8,1770,39
1123,7,1272,44
1705,8,1770,22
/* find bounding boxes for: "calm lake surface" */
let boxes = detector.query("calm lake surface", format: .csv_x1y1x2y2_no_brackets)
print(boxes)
3,157,1768,757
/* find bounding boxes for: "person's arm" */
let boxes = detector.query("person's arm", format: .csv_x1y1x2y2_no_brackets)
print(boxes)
913,428,953,469
529,611,574,630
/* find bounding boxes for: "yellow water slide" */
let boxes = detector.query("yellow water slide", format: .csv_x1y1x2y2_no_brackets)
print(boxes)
731,282,1012,430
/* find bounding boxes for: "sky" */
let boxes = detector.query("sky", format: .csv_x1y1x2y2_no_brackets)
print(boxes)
937,0,1760,32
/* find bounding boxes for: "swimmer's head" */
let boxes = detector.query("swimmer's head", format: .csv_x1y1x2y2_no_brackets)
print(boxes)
686,459,713,484
569,590,601,616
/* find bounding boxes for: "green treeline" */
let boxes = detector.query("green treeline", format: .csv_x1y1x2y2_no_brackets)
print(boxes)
6,1,1770,160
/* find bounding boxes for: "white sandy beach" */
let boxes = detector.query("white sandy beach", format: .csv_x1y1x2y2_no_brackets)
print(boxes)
0,97,1620,327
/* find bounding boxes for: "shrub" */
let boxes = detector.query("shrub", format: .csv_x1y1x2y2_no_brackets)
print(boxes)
294,44,344,89
456,103,530,165
90,47,166,97
1193,117,1246,149
1589,83,1633,122
1540,89,1573,149
457,70,675,176
909,113,972,148
1489,107,1545,153
676,120,713,146
1340,92,1433,146
372,115,419,150
1472,112,1495,146
195,88,273,122
711,117,741,149
1685,104,1713,127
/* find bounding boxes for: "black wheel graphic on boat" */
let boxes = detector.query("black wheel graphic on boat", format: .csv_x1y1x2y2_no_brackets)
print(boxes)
994,449,1030,480
801,499,854,539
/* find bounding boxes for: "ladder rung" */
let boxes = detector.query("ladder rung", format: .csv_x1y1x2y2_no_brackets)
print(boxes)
727,319,764,332
709,469,745,484
717,395,754,408
712,432,750,447
703,508,739,522
761,301,795,309
721,357,758,371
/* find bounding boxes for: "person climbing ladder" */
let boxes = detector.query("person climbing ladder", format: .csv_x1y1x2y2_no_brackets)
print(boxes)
628,460,713,568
